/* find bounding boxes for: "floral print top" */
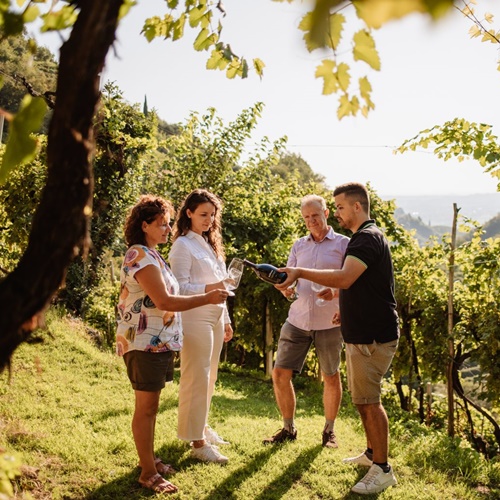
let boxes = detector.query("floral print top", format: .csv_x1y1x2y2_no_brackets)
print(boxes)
116,245,183,356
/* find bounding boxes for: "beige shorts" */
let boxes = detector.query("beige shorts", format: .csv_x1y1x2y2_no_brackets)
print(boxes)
345,340,398,405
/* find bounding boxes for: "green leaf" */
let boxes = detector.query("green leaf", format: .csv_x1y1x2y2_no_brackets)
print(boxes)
315,59,339,95
119,0,137,20
353,0,452,29
253,58,265,78
193,27,216,51
1,12,25,36
353,30,381,70
206,49,226,70
226,59,241,79
359,75,372,98
41,5,77,32
326,12,345,50
22,4,39,23
336,62,350,91
142,16,172,42
337,94,351,120
0,95,47,184
172,13,186,40
299,12,322,52
188,5,207,28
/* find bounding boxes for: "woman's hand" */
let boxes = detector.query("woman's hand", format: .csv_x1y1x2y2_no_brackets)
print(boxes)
205,288,229,304
205,280,226,292
224,323,233,342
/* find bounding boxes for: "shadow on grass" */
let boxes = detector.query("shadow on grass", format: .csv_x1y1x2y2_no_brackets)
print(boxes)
252,445,323,500
85,441,187,499
197,446,280,500
212,370,346,421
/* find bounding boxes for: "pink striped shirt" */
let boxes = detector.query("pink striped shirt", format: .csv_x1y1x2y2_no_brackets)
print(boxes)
287,227,349,331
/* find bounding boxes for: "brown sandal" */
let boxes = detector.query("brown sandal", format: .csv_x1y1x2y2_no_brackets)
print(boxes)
138,457,177,476
139,472,178,494
154,458,177,475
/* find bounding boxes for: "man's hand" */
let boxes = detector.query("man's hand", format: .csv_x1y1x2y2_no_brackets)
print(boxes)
317,287,334,301
275,267,301,290
332,312,341,326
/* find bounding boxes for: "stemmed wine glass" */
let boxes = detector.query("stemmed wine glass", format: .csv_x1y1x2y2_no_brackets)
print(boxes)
223,258,244,296
311,282,329,307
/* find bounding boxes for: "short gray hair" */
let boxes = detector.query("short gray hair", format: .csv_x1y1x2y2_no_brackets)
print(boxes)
301,194,327,211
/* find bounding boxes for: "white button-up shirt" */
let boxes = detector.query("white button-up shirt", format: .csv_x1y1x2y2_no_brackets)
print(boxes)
287,227,349,331
169,230,230,324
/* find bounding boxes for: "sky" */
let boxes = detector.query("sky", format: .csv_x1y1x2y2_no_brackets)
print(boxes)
32,0,500,197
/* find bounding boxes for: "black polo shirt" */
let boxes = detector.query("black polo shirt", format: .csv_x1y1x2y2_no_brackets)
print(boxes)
339,220,399,344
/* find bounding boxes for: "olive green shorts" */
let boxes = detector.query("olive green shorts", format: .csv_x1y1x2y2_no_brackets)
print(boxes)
123,350,174,392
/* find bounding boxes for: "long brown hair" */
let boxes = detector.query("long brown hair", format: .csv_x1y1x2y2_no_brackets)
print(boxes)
171,189,225,259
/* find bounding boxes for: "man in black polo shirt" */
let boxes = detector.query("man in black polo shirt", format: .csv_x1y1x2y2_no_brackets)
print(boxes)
276,182,399,495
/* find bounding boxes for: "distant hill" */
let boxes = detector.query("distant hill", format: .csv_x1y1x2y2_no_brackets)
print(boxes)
391,196,500,244
383,193,500,226
483,214,500,239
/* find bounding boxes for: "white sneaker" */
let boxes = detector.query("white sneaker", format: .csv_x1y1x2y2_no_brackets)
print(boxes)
342,451,373,467
205,425,230,445
191,443,228,464
351,464,397,495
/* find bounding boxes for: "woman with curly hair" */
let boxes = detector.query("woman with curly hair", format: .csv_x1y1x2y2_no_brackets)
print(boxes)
117,194,229,494
169,189,233,464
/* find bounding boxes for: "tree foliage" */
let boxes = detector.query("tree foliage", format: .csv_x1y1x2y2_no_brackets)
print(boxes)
0,29,58,119
152,103,329,368
397,119,500,191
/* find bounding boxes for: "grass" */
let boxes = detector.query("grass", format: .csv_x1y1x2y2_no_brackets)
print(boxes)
0,309,499,499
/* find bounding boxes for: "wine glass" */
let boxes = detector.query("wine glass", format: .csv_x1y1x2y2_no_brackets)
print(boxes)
286,280,299,302
311,282,328,307
223,258,244,296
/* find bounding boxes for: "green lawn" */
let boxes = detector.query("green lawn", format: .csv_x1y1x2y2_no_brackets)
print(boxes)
0,310,498,499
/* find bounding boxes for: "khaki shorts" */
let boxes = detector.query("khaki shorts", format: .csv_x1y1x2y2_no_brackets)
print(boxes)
345,340,398,405
274,321,343,375
123,350,174,392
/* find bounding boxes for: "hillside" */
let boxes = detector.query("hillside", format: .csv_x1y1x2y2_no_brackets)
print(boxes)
385,193,500,226
394,203,500,245
0,311,498,499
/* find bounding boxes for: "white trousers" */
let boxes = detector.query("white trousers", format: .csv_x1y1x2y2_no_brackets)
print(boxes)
177,304,224,441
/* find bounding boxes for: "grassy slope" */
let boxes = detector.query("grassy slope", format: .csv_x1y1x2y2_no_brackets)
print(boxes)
0,311,498,500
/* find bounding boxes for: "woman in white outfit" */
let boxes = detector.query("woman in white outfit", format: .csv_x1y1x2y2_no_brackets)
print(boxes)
169,189,233,464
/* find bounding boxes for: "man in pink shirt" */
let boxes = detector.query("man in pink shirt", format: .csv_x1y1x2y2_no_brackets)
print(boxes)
263,195,349,447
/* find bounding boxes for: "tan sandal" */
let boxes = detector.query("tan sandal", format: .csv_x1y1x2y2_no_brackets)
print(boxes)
138,457,177,476
139,472,178,494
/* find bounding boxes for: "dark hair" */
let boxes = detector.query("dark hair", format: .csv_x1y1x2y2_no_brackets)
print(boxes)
124,195,174,247
171,189,225,259
333,182,370,214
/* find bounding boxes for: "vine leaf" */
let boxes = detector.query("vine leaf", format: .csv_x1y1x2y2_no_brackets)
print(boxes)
353,0,453,29
353,30,381,70
0,95,46,184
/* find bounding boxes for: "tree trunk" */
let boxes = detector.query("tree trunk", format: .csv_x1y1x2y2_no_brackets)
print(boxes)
0,0,124,371
452,346,500,454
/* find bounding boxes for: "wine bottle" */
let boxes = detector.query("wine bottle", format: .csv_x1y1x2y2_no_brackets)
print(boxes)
243,259,287,285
